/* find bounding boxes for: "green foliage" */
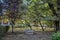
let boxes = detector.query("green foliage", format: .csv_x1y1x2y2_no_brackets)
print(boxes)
26,0,57,22
0,26,5,38
18,0,57,28
2,0,57,29
0,26,9,39
52,32,60,40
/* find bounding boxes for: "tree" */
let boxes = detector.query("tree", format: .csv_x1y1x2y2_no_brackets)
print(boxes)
1,0,58,32
25,0,56,31
6,0,22,32
48,0,60,32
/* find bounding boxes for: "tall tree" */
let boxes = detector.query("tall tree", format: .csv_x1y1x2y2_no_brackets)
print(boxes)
25,0,57,31
48,0,60,32
6,0,22,32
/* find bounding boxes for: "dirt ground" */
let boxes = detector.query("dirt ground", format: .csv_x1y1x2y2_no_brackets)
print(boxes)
2,31,53,40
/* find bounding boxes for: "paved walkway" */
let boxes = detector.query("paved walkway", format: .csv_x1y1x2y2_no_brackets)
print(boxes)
2,32,53,40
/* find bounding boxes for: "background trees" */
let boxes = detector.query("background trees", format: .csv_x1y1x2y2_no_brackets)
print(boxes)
0,0,59,32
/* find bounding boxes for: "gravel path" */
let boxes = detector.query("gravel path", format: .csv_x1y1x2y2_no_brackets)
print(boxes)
2,31,53,40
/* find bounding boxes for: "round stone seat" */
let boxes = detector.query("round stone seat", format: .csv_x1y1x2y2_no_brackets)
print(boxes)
24,30,34,34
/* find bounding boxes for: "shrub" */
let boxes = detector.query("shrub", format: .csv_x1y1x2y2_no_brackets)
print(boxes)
52,32,60,40
0,26,9,39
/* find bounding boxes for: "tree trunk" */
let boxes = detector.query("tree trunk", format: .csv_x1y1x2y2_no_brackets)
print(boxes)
39,21,44,31
28,23,32,30
54,20,59,32
29,26,32,30
11,20,15,33
12,25,14,33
